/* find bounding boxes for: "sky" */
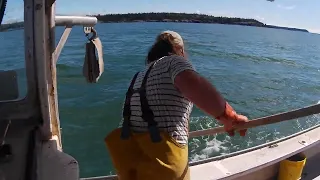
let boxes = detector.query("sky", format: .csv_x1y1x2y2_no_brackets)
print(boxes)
3,0,320,33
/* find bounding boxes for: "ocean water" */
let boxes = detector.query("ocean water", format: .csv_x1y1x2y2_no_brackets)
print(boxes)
0,22,319,178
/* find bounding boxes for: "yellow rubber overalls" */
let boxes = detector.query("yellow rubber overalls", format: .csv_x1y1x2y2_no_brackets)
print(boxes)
104,62,190,180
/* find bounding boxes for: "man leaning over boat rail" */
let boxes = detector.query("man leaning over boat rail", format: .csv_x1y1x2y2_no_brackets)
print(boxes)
104,30,249,180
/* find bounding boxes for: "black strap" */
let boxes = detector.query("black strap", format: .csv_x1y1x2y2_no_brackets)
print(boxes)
140,65,161,142
120,72,139,140
121,63,162,142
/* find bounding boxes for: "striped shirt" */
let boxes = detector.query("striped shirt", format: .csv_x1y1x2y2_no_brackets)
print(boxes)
119,55,195,145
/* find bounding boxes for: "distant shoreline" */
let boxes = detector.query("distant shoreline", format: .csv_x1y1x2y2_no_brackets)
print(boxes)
0,12,309,33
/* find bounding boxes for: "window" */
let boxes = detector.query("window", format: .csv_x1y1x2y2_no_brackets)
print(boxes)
0,1,26,101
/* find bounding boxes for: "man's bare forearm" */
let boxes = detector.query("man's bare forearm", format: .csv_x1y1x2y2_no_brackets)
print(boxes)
174,70,226,118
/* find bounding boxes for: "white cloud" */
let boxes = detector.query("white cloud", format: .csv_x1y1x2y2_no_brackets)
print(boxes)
277,4,296,10
196,10,200,14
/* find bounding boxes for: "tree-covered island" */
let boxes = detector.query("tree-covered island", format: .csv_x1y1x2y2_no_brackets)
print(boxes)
0,12,309,33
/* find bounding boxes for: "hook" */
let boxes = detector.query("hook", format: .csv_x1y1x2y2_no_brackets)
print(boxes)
89,28,97,41
84,27,97,41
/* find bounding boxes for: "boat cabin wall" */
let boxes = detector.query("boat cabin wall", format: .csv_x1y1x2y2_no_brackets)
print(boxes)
0,0,60,137
0,0,81,179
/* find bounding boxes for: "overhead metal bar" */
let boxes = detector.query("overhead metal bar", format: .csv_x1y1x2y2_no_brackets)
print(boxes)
55,16,97,27
54,16,98,62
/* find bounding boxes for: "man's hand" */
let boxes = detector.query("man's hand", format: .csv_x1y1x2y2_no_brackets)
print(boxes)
216,102,249,136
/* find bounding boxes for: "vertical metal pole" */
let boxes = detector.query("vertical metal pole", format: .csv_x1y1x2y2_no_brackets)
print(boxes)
33,0,61,149
24,0,37,98
33,0,51,141
24,1,39,180
47,0,62,149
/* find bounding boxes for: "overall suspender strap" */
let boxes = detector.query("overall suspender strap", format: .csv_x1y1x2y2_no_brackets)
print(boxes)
121,72,139,140
140,63,162,143
121,62,162,143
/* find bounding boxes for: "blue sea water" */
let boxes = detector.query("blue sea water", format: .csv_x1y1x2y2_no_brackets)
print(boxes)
0,22,319,178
